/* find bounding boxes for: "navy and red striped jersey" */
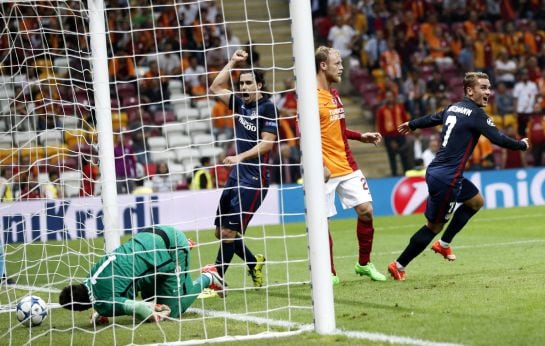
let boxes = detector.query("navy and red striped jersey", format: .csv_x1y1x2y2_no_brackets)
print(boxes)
409,97,526,184
228,94,278,187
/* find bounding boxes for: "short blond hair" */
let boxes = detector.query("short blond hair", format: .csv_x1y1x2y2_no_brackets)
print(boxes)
315,46,333,73
463,72,489,95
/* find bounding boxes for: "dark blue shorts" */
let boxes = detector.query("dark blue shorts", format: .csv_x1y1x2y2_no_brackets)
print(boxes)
425,175,479,224
214,177,267,234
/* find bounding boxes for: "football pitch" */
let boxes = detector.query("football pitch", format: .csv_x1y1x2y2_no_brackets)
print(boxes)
1,205,544,345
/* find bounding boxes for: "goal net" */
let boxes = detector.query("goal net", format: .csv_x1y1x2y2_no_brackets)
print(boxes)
0,0,328,344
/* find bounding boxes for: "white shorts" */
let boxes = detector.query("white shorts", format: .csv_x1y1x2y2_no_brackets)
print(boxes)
325,170,372,217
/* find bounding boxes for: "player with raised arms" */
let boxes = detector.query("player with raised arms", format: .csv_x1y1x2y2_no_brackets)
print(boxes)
209,49,278,292
389,72,529,280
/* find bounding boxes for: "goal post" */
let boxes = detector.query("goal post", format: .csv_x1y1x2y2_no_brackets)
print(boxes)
289,0,335,334
88,0,120,252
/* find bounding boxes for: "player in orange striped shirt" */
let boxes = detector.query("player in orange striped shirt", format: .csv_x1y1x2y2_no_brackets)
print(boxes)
315,46,386,284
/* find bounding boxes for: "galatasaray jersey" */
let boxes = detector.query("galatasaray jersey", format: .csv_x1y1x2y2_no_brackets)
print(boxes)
318,88,358,177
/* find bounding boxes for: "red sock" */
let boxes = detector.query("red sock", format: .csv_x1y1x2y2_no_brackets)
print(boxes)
328,230,336,276
356,218,374,265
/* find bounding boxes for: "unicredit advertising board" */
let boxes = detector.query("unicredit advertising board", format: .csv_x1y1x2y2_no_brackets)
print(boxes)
279,167,545,222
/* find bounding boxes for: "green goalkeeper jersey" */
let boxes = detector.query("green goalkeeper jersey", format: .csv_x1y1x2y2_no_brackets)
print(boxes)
83,225,197,318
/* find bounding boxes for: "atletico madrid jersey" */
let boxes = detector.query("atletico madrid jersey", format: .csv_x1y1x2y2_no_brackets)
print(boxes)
409,97,526,184
228,94,278,187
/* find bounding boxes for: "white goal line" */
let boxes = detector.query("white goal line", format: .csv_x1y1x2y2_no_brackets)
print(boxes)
0,285,462,346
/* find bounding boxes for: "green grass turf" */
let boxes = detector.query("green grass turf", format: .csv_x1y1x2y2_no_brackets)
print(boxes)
1,205,544,345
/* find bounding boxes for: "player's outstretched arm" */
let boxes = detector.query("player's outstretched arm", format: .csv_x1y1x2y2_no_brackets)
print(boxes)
480,115,529,151
345,128,382,145
210,49,248,105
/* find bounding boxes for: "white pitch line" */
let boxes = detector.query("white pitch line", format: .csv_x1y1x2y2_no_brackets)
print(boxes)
184,307,462,346
336,237,545,259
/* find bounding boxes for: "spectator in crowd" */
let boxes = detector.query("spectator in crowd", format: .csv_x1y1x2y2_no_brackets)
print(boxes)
407,128,431,167
153,42,180,76
513,69,539,137
80,154,99,197
211,97,234,140
502,124,526,169
376,90,411,176
225,27,241,57
380,38,402,86
152,162,174,193
468,136,496,171
494,48,517,88
114,134,137,194
0,167,13,202
422,136,439,168
109,48,137,83
41,169,59,199
458,38,475,73
183,55,205,88
190,157,213,190
270,143,301,185
130,128,150,165
211,152,231,188
328,16,356,93
245,41,260,66
275,78,298,139
494,82,515,123
205,35,228,71
402,69,426,117
189,75,208,102
425,69,448,113
473,30,494,79
527,109,545,166
132,178,153,195
405,158,426,177
364,29,387,70
140,61,170,112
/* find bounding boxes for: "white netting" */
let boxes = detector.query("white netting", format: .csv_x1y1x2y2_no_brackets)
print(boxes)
0,0,312,344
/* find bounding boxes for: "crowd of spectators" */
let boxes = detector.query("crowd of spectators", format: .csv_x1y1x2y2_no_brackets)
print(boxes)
313,0,545,176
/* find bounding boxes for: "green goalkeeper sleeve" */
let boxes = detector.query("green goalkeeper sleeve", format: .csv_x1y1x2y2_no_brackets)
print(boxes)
122,300,153,320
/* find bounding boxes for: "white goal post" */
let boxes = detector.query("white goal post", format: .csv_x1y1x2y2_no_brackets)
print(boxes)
0,0,334,343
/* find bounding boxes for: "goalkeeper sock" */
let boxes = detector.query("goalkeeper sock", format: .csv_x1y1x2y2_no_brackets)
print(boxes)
215,241,236,277
441,204,478,244
397,225,436,267
233,237,257,271
193,275,210,290
356,218,374,265
123,299,153,320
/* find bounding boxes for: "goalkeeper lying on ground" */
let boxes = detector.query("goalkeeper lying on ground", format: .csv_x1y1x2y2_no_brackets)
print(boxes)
59,225,224,323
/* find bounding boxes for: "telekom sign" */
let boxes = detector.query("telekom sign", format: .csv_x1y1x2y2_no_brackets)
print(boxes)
391,176,428,215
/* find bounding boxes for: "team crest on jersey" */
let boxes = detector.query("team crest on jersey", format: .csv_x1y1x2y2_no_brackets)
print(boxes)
332,96,343,107
486,117,495,127
243,110,258,120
